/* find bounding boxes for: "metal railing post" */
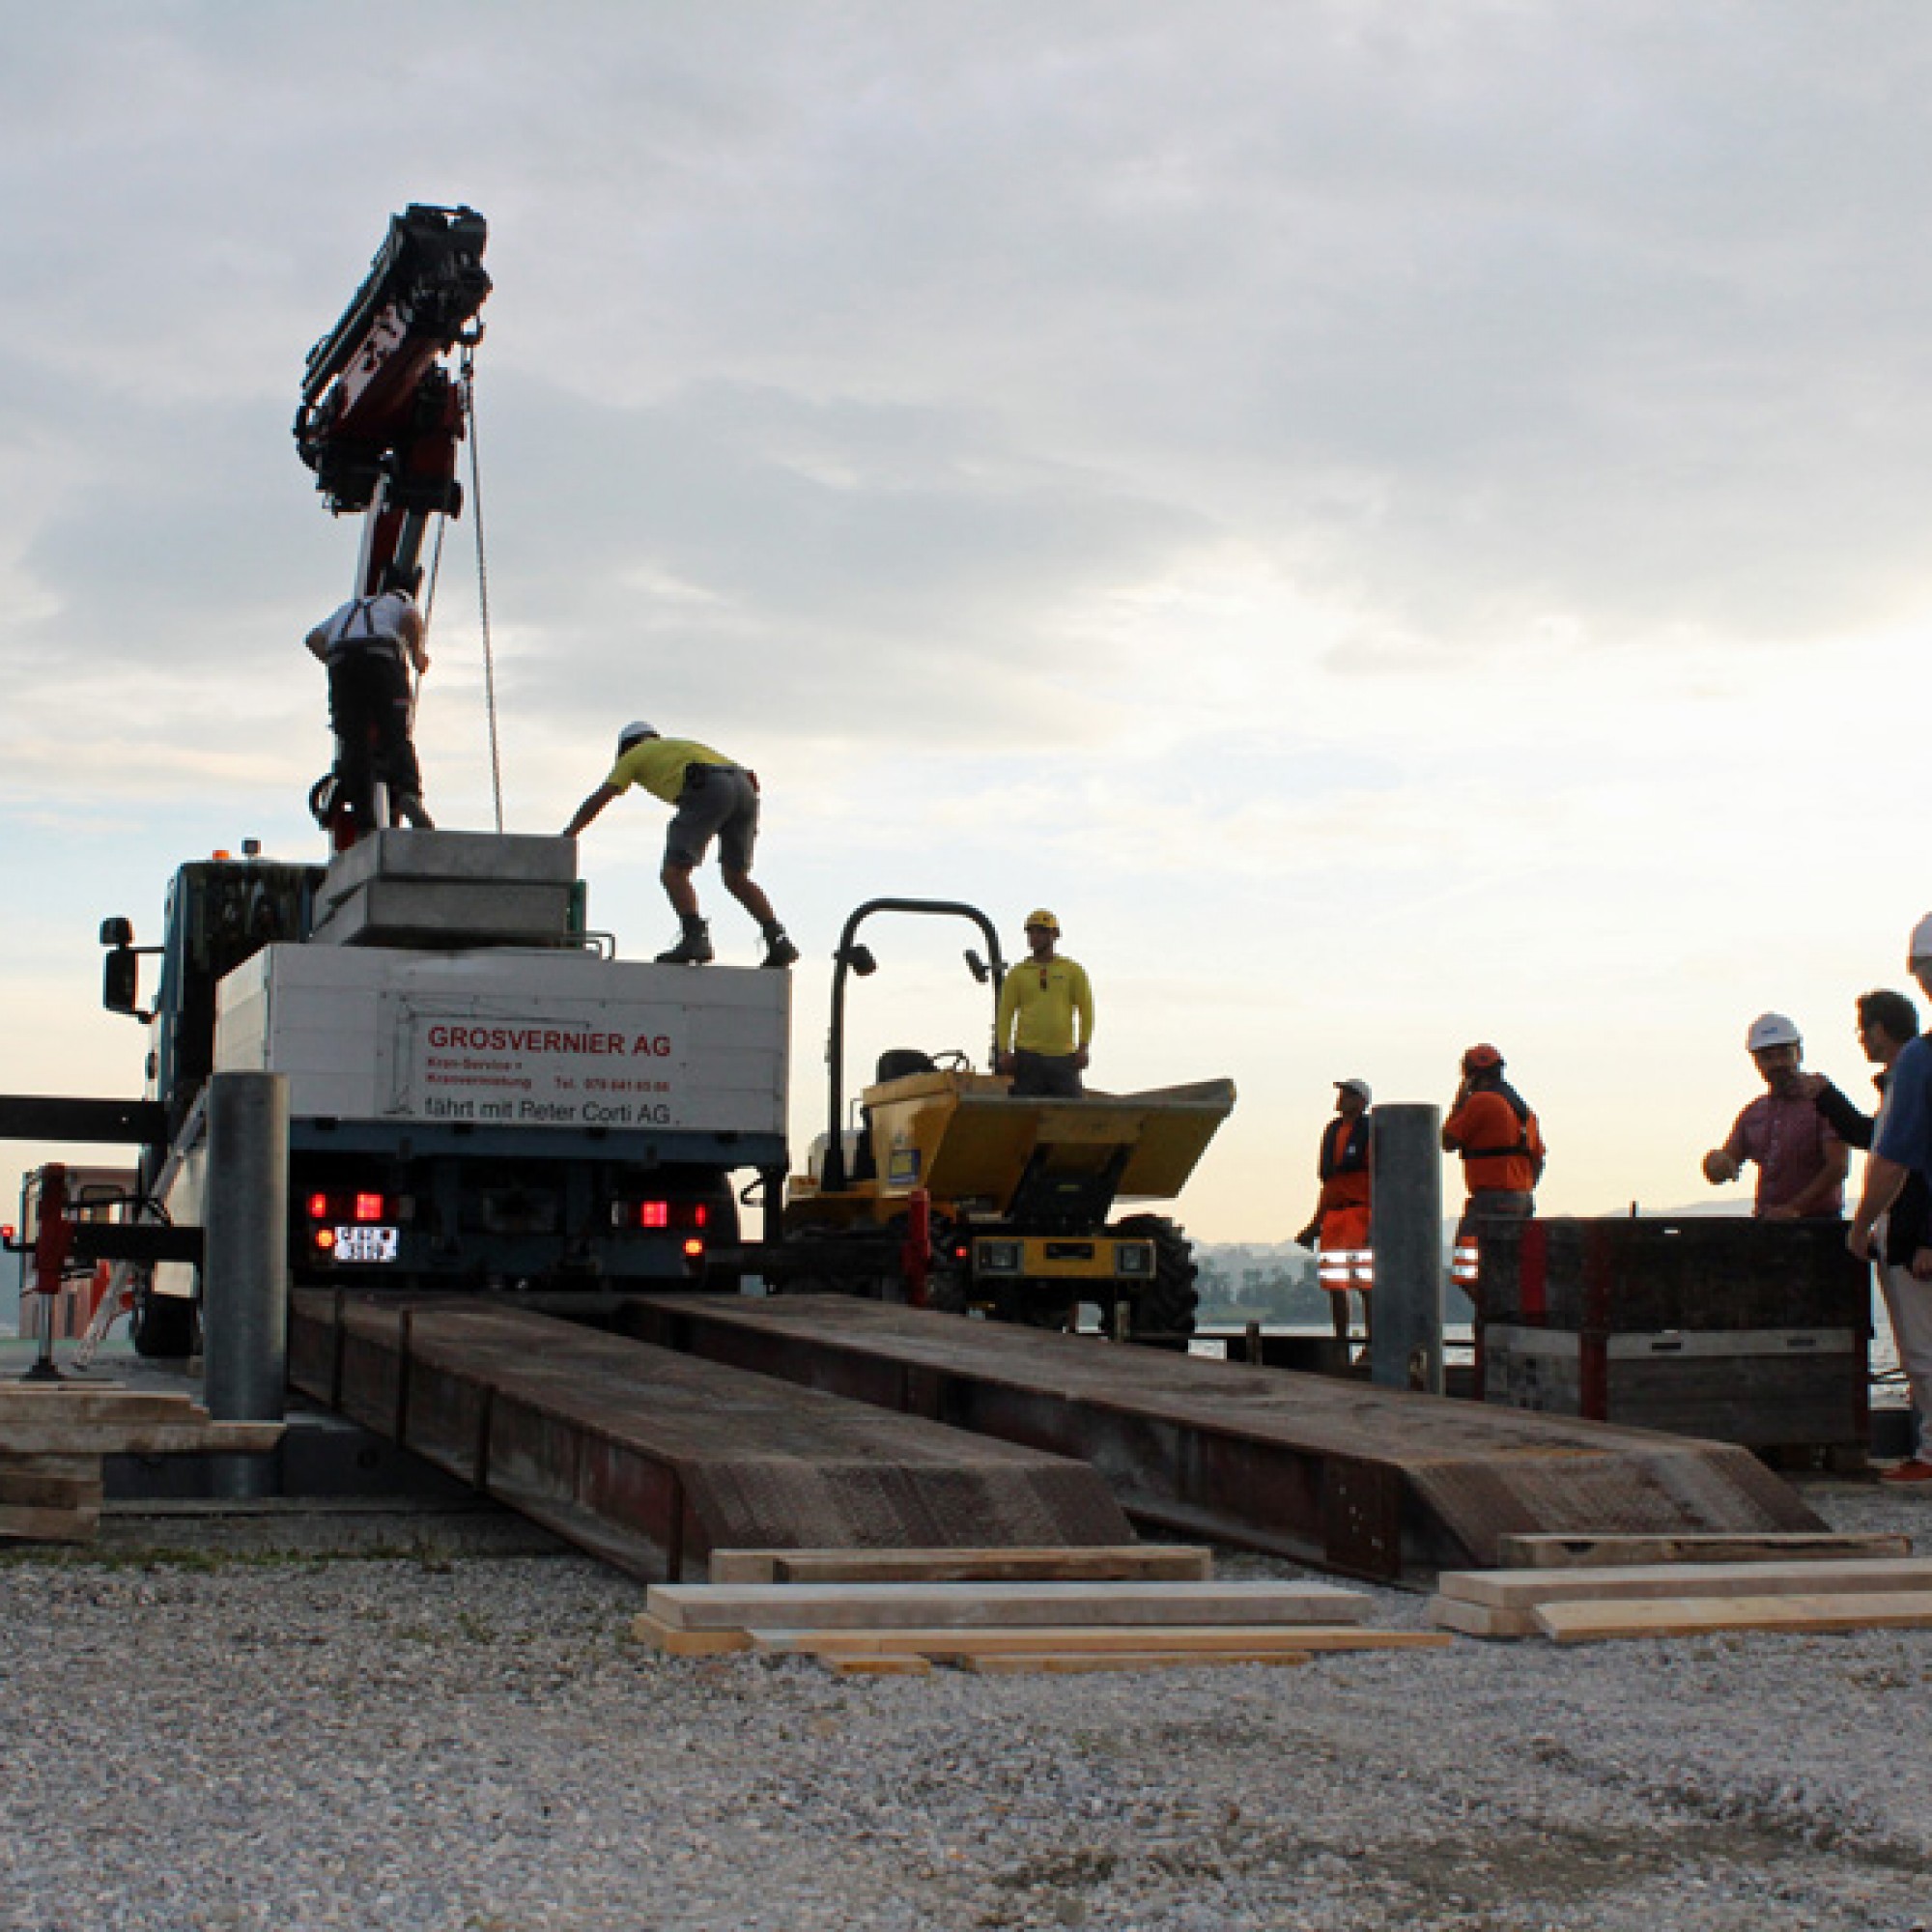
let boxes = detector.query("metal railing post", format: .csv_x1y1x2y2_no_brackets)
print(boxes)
1370,1103,1444,1394
202,1070,289,1498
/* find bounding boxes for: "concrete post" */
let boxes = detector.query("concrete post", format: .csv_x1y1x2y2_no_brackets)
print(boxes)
202,1070,289,1498
1370,1103,1444,1395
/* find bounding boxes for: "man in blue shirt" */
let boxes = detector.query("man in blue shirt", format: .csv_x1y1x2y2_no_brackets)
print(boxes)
1850,915,1932,1262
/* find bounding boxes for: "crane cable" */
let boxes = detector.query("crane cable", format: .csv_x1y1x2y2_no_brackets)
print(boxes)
461,345,506,833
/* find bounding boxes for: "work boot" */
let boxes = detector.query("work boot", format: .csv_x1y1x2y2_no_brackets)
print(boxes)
656,919,714,966
395,795,435,830
760,926,800,970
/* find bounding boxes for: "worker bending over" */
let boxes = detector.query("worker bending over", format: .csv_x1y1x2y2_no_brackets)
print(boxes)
995,910,1094,1097
562,721,798,969
305,569,433,838
1294,1078,1374,1347
1703,1012,1846,1219
1441,1043,1546,1311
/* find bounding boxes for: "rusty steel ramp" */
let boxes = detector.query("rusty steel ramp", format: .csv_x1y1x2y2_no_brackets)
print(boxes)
619,1293,1827,1586
289,1291,1133,1578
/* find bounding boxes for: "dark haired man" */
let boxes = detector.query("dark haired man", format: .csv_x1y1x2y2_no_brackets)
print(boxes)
1807,989,1932,1483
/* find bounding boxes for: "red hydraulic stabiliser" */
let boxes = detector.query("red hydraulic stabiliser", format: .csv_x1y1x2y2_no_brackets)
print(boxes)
899,1189,932,1309
24,1164,72,1382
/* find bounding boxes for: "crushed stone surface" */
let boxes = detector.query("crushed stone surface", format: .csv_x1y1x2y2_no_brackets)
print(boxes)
0,1490,1929,1931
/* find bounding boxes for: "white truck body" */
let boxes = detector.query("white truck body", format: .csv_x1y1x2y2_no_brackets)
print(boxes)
213,946,788,1137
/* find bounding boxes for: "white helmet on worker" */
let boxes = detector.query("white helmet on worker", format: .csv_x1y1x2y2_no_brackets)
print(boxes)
1746,1012,1802,1053
1911,913,1932,964
616,720,658,754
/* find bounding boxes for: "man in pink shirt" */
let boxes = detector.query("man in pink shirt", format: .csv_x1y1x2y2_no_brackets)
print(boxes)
1702,1012,1848,1219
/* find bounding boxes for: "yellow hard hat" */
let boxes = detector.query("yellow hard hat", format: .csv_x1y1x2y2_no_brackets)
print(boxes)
1023,908,1060,933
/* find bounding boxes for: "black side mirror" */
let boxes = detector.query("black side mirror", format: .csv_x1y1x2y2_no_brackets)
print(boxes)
838,943,877,978
99,916,133,948
102,948,140,1016
964,949,989,985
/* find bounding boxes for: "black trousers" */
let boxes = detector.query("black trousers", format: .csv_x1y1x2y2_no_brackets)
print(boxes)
1009,1050,1085,1098
327,649,423,831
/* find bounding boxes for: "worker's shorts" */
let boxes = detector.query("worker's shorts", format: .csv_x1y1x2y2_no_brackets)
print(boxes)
664,764,758,872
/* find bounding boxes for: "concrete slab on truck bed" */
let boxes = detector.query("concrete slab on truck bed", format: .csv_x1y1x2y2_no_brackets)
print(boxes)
619,1293,1827,1586
290,1291,1133,1579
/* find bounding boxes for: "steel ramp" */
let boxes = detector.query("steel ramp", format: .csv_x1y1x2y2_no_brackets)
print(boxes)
619,1293,1827,1585
289,1291,1132,1578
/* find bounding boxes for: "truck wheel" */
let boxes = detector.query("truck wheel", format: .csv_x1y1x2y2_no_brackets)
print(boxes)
130,1284,198,1358
1114,1214,1199,1350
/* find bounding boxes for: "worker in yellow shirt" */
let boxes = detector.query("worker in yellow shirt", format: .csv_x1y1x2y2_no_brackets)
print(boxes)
562,720,798,968
994,909,1094,1097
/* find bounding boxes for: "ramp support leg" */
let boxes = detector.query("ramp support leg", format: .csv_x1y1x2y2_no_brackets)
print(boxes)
1370,1103,1444,1395
203,1070,290,1498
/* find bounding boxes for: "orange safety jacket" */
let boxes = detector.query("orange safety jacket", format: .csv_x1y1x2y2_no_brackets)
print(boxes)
1443,1083,1546,1196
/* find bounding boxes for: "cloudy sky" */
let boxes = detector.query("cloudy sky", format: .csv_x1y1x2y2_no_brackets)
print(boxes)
3,1,1929,1242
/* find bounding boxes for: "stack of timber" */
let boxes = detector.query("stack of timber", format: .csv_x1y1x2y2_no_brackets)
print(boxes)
0,1386,282,1545
630,1545,1452,1674
1429,1532,1931,1643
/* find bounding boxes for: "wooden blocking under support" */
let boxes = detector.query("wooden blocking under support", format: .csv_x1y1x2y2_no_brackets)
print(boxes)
1496,1532,1913,1570
0,1452,105,1546
816,1655,935,1677
707,1545,1215,1586
1535,1591,1932,1644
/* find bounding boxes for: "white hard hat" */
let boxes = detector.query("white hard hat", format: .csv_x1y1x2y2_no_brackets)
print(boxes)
1911,913,1932,963
1746,1012,1802,1053
616,720,657,753
1335,1078,1372,1103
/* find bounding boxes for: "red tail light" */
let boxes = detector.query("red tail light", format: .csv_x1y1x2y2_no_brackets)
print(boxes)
353,1192,384,1223
307,1193,329,1220
639,1201,669,1229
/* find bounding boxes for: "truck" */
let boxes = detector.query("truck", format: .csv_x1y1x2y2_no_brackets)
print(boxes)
99,831,789,1355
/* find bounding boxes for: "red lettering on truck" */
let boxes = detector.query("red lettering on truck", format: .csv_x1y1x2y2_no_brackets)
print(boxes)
425,1024,629,1054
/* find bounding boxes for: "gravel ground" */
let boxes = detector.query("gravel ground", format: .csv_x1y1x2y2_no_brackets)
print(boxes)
2,1488,1930,1932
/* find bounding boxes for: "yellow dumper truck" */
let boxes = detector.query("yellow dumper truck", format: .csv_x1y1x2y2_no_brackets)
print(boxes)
771,898,1235,1346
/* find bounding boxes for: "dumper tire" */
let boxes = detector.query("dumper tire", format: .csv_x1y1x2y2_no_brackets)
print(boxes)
130,1282,197,1359
1114,1214,1198,1350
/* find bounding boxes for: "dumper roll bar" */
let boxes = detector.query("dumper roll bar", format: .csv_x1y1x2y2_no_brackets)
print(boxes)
820,898,1008,1195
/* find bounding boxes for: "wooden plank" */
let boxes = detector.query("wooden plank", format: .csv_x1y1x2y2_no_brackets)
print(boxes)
816,1655,935,1677
1496,1532,1912,1570
625,1611,753,1657
646,1578,1369,1634
0,1467,102,1511
0,1391,206,1423
1425,1595,1538,1639
0,1501,100,1545
0,1421,282,1457
1440,1555,1932,1611
1535,1591,1932,1644
949,1651,1311,1674
746,1625,1449,1658
707,1545,1213,1586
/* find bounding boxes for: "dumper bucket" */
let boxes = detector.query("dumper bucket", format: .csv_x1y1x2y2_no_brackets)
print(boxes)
862,1072,1235,1215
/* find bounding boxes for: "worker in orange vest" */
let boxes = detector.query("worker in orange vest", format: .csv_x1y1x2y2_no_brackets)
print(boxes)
1295,1078,1374,1346
1441,1042,1546,1312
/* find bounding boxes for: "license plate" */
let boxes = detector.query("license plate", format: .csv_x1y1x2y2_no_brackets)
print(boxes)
334,1225,400,1264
